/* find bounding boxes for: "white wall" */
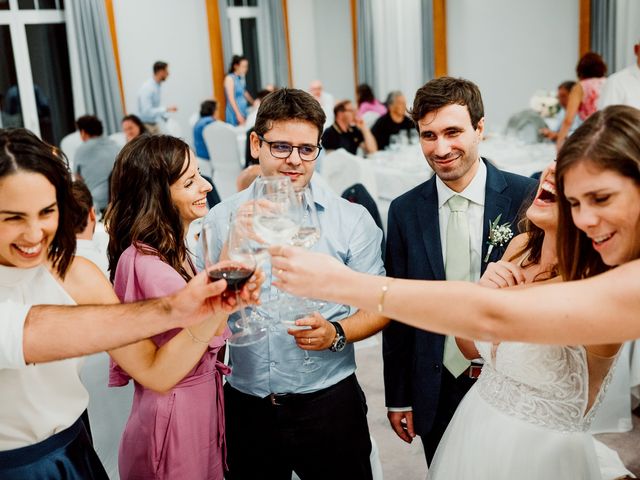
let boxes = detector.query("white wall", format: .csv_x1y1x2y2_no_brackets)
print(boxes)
112,0,214,141
288,0,356,102
447,0,579,132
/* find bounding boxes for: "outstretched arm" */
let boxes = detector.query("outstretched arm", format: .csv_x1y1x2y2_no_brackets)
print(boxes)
269,246,640,346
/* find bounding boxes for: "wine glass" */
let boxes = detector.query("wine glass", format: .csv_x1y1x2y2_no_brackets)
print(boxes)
251,176,302,319
201,217,266,347
282,187,324,373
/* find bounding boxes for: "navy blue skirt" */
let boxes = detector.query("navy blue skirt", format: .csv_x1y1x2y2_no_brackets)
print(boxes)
0,417,108,479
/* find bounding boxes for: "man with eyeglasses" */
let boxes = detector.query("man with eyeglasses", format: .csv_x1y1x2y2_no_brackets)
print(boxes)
197,88,387,480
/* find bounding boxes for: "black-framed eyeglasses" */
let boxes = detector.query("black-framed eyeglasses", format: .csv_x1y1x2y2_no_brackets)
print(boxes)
258,135,322,162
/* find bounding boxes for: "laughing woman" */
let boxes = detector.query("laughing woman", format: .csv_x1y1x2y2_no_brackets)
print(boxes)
105,135,244,479
0,130,235,480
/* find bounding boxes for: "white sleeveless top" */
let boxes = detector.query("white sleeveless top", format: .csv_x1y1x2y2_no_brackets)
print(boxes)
0,264,89,450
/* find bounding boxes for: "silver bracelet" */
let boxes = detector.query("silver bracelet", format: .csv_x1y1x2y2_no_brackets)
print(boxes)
186,327,209,345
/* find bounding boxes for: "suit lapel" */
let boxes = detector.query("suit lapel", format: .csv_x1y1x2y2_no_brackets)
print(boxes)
481,160,512,271
418,179,446,280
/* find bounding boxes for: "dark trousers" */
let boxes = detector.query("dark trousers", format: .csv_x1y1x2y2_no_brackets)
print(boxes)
420,368,475,466
224,374,373,480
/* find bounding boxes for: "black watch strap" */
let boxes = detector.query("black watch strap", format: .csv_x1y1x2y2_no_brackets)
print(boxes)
329,321,347,352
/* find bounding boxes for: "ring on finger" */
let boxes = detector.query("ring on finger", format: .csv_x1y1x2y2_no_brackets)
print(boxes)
307,338,311,345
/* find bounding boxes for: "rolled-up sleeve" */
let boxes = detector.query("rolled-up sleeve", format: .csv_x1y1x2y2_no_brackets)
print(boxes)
0,300,30,369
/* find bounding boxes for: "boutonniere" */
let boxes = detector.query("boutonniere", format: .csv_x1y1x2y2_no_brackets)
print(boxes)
484,214,513,262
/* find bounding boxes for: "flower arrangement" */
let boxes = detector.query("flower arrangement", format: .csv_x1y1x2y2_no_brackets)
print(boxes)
484,214,514,262
529,90,560,118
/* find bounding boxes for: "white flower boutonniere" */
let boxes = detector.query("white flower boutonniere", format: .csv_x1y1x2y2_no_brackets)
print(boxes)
484,214,513,262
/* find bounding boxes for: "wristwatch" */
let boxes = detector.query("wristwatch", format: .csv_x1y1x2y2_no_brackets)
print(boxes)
329,321,347,352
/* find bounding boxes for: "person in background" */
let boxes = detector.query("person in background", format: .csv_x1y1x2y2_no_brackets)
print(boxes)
225,55,253,126
121,114,146,143
357,83,387,118
136,61,177,134
540,81,581,141
556,52,607,149
309,80,335,127
321,100,377,155
71,180,108,276
73,115,120,215
192,99,222,208
371,91,414,150
599,38,640,109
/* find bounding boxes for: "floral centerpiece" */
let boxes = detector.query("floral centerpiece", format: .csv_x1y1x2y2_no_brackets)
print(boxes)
529,90,560,118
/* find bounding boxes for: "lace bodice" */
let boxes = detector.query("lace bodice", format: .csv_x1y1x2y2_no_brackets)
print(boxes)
474,342,616,432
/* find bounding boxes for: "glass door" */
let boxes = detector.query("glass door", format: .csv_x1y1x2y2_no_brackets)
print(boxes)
0,0,75,145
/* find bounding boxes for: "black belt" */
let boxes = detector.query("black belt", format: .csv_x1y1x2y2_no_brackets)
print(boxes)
265,374,354,407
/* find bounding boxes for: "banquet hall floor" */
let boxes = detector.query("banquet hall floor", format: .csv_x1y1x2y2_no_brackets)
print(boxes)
355,334,640,479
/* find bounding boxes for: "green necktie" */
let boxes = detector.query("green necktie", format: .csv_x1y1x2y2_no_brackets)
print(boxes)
443,195,472,377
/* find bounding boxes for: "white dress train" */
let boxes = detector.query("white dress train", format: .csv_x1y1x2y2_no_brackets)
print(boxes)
427,342,629,480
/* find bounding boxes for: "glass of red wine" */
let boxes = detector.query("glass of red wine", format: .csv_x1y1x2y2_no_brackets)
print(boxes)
201,216,266,347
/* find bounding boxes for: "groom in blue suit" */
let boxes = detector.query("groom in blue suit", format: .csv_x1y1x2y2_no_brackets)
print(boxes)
383,77,536,465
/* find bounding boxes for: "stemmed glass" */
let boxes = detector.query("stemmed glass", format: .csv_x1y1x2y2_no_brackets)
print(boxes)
281,186,324,372
251,176,302,318
201,217,266,347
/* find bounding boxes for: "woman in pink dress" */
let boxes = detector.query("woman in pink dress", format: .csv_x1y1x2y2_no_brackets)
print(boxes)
105,135,249,479
556,52,607,149
356,83,387,118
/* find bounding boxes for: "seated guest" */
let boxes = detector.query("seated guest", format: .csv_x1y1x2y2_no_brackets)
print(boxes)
321,100,377,155
309,79,335,127
71,180,108,276
193,99,217,161
121,114,146,143
192,99,222,208
539,81,581,141
357,83,387,117
73,115,120,214
371,91,414,149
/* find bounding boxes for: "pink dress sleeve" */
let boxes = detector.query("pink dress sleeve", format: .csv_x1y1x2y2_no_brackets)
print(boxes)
108,245,230,387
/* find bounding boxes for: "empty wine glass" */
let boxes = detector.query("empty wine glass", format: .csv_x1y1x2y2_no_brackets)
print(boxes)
201,217,266,347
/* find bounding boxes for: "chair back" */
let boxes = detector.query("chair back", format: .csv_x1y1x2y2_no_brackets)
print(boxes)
321,148,378,199
202,121,243,199
60,131,83,171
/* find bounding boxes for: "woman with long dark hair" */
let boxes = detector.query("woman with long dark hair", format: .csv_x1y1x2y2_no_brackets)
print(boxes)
105,134,241,479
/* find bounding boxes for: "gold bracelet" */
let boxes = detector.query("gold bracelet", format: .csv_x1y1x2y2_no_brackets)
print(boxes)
377,279,394,313
186,327,209,345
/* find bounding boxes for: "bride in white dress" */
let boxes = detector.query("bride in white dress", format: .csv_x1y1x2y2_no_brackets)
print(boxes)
428,163,628,479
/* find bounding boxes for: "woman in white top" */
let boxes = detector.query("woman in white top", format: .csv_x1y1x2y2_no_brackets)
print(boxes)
0,129,259,479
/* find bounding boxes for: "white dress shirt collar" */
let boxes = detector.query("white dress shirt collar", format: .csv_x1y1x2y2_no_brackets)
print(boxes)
435,158,487,208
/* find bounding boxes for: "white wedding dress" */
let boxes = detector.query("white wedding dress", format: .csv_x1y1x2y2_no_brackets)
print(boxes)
427,341,625,480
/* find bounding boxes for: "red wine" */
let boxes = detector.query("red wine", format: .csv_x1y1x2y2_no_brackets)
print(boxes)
208,267,254,292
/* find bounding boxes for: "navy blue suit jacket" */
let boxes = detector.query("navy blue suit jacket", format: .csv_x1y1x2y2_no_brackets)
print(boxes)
382,159,537,437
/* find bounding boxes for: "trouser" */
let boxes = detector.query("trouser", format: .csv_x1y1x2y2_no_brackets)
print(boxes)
420,368,476,465
224,373,373,480
0,416,108,480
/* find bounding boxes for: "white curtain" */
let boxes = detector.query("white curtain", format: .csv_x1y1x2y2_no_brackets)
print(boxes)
614,0,640,74
371,0,424,105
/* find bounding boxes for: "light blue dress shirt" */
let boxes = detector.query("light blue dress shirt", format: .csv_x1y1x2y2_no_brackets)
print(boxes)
137,78,166,124
196,176,385,397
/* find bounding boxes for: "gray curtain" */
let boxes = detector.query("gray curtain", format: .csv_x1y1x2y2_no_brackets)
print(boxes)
218,0,233,71
265,0,290,87
356,0,376,92
591,0,617,73
421,0,435,81
66,0,123,134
